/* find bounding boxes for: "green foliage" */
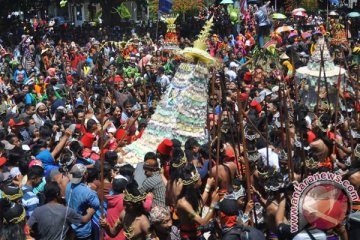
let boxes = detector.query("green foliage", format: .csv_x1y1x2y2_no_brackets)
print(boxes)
113,3,131,19
227,5,240,25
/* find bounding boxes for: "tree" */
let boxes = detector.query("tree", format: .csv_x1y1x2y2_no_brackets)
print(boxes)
172,0,204,15
300,0,318,11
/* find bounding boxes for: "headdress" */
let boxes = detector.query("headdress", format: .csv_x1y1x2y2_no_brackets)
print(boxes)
1,184,23,202
225,185,246,200
178,17,216,65
354,144,360,159
2,202,26,225
172,157,187,168
245,127,260,141
149,206,171,223
258,166,286,192
305,157,319,170
124,190,147,203
181,168,200,186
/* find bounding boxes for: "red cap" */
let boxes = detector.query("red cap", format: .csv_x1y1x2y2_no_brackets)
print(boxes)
208,113,215,121
240,93,249,102
114,75,123,83
157,139,173,156
0,157,7,167
29,159,43,168
225,149,235,162
244,72,252,82
343,92,351,99
250,100,262,113
8,118,25,127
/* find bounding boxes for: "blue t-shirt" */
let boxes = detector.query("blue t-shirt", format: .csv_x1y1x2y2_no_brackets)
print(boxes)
65,183,100,238
36,149,57,176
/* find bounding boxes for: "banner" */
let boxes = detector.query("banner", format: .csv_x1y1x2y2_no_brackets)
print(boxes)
159,0,173,14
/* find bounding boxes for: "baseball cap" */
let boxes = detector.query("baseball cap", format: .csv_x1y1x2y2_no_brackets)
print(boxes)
10,167,21,178
29,160,43,168
70,163,87,184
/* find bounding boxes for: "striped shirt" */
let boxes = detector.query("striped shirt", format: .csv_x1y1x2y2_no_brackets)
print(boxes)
139,172,166,207
22,184,39,218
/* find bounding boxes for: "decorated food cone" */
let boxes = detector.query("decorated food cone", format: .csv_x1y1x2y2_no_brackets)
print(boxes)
123,18,216,164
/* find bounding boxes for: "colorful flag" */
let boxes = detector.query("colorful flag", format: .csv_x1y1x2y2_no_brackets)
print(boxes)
240,0,248,16
159,0,173,14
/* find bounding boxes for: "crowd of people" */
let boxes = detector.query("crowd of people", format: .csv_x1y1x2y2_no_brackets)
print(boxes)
0,1,360,240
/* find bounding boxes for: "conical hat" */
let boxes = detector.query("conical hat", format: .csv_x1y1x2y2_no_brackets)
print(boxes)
280,53,289,60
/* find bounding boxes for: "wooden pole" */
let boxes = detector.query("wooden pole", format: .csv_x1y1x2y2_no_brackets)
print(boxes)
332,68,342,154
283,90,294,181
208,69,216,177
215,112,222,188
264,95,270,166
98,96,107,240
315,46,324,114
238,104,252,203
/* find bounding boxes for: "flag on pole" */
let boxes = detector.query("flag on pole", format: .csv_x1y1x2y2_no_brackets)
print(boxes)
159,0,173,14
240,0,248,16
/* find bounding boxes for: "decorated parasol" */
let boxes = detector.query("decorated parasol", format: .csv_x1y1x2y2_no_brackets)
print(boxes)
272,13,287,20
292,8,306,13
329,11,339,16
293,11,308,17
347,12,360,18
301,32,312,39
220,0,234,4
275,25,294,33
295,37,347,110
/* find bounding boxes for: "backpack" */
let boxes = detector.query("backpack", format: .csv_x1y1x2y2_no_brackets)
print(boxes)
222,225,265,240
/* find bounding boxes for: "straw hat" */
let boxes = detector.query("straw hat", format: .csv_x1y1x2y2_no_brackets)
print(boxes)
280,53,290,60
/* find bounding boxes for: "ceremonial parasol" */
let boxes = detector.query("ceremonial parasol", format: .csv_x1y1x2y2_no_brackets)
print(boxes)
347,12,360,18
275,26,294,33
329,11,339,16
292,8,306,13
293,11,308,17
220,0,233,4
295,37,347,110
301,32,312,39
288,32,298,38
272,13,287,20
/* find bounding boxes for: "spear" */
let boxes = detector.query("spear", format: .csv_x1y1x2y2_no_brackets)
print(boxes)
320,45,331,110
283,86,294,181
315,46,324,114
206,103,213,178
208,69,216,177
238,102,252,204
225,105,242,177
332,68,342,155
214,69,227,187
264,94,270,167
